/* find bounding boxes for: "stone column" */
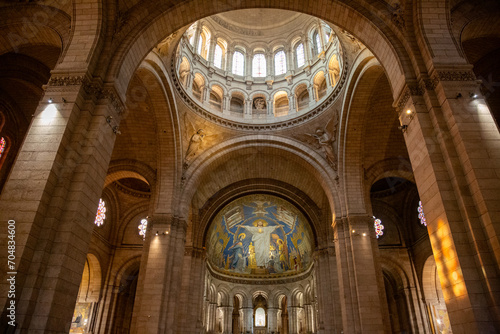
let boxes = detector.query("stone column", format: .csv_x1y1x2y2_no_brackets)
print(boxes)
397,69,500,333
242,307,253,333
176,247,206,333
208,35,217,66
268,307,278,333
208,302,217,332
245,52,252,79
221,306,232,334
317,21,327,53
0,76,123,333
223,94,231,114
267,98,274,116
304,37,313,66
288,306,299,334
288,93,297,114
131,216,187,334
266,51,273,78
192,22,202,53
226,48,234,75
334,216,389,334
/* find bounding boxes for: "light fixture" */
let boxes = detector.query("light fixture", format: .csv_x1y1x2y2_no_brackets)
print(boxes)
62,97,67,103
469,92,478,99
155,231,159,236
362,233,366,237
48,98,53,103
406,109,412,115
398,124,408,132
112,126,121,135
456,93,462,99
352,229,355,233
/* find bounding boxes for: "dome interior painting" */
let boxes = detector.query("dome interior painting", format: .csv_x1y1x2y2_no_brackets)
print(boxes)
206,194,314,278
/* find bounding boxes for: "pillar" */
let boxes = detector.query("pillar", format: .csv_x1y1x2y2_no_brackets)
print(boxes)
0,75,123,333
268,307,278,333
334,216,389,334
131,216,187,334
397,68,500,333
208,35,217,67
226,48,234,76
242,307,253,333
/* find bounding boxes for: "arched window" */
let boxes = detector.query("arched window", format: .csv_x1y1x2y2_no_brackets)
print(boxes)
252,53,266,77
138,218,148,239
0,137,6,159
232,51,245,76
313,31,321,55
214,44,223,69
274,50,286,75
295,43,305,68
255,307,265,326
94,198,106,227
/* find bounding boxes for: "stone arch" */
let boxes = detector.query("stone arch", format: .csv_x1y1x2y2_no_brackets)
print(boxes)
0,5,70,59
76,253,103,303
180,135,340,223
341,57,386,214
109,2,414,103
129,58,182,214
105,159,156,188
197,178,322,255
116,204,150,245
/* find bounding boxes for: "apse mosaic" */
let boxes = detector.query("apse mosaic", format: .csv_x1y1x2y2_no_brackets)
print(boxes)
206,194,314,277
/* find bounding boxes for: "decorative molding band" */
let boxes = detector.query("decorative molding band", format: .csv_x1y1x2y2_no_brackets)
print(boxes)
206,261,313,285
112,181,151,198
170,52,348,131
211,16,264,36
436,70,476,82
47,75,125,115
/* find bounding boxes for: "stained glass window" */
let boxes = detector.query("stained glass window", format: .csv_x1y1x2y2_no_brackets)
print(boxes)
418,201,427,226
373,216,384,239
274,50,286,76
296,43,305,68
252,53,266,77
214,44,223,69
138,218,148,239
233,51,244,76
0,137,6,159
94,198,106,227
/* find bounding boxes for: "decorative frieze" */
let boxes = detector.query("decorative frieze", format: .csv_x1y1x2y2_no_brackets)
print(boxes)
436,70,476,82
47,74,125,115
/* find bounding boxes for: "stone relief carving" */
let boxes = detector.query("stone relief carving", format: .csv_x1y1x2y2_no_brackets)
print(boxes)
47,75,125,114
391,3,406,30
296,110,339,170
183,113,219,167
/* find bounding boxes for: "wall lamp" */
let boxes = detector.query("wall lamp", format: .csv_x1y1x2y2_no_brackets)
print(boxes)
469,92,478,99
398,124,408,132
456,93,462,99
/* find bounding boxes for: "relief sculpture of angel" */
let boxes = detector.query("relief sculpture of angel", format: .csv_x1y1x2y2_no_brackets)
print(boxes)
297,111,339,170
183,113,219,166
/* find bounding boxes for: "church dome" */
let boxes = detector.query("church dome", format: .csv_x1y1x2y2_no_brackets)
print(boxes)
174,9,345,128
206,194,315,281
